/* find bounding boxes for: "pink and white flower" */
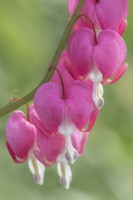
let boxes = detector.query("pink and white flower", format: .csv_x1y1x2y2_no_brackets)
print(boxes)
66,27,127,108
68,0,128,34
6,106,45,185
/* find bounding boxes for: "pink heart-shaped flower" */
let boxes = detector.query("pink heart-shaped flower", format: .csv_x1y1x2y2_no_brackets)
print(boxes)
34,80,94,135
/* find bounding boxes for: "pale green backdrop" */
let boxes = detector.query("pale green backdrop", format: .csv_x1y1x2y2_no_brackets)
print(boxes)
0,1,133,200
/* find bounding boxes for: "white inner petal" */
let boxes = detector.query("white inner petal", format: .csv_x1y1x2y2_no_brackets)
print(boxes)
58,119,76,136
88,67,103,83
88,68,104,109
65,136,78,164
93,82,104,109
28,154,45,185
57,149,67,163
57,162,72,190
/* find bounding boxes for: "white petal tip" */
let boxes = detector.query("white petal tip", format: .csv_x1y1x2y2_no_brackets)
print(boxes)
97,97,104,109
33,174,44,185
65,136,78,164
65,150,78,164
57,162,72,190
60,178,70,190
28,157,45,186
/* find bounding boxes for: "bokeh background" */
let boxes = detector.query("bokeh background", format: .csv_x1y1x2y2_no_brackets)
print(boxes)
0,0,133,200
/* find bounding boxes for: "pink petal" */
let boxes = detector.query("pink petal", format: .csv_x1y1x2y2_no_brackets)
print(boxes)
36,130,65,162
94,29,127,79
68,0,128,32
68,0,78,16
28,104,38,124
6,142,26,163
71,131,88,156
34,81,94,133
68,0,96,24
105,63,128,84
81,107,99,132
117,19,127,35
32,114,57,137
65,80,94,130
67,27,95,77
34,82,65,132
34,150,55,167
96,0,128,31
51,51,74,86
64,56,82,80
6,111,35,159
73,15,94,31
29,104,56,137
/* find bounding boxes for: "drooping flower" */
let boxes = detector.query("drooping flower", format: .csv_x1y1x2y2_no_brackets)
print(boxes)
34,80,97,163
33,123,72,189
6,110,35,163
6,106,45,185
34,80,94,134
33,120,89,188
67,28,127,80
68,0,128,34
66,27,127,108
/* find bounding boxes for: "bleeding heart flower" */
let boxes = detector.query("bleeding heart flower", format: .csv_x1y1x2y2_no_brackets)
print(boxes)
34,80,94,135
6,110,35,162
33,122,73,189
68,0,128,34
6,107,45,185
67,28,126,79
67,27,127,108
33,119,90,189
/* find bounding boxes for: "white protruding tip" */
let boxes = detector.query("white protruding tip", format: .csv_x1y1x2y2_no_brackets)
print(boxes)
57,162,72,190
88,68,104,109
28,156,45,185
93,83,104,109
65,136,78,164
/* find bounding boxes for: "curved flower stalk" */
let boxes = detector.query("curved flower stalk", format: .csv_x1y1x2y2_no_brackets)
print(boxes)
0,0,85,117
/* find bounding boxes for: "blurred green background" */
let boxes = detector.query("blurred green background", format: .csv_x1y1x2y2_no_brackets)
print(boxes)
0,0,133,200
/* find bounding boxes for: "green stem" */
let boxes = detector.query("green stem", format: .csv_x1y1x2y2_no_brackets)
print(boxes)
0,0,85,117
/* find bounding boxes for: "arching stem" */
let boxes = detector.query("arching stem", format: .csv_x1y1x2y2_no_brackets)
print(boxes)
0,0,85,117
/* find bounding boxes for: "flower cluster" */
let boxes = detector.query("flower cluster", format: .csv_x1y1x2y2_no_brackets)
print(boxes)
5,0,128,189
